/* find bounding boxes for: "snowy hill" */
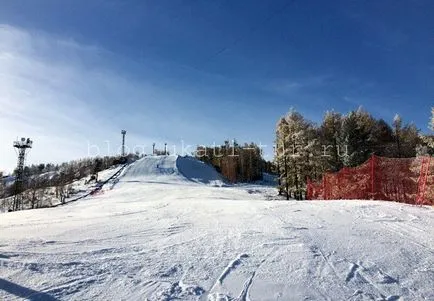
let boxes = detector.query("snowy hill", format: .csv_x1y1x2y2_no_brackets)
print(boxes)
0,156,433,300
120,155,225,185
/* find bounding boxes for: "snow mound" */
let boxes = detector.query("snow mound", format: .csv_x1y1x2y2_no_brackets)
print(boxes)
176,155,225,185
120,155,224,185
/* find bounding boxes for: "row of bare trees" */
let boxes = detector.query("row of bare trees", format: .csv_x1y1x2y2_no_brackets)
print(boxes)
1,154,140,211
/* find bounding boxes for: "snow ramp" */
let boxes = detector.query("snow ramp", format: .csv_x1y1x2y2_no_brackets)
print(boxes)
120,155,225,185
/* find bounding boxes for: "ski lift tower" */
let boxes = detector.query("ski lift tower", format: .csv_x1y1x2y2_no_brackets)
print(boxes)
121,130,127,157
12,137,33,211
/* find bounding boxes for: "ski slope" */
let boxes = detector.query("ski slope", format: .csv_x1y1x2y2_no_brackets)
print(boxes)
0,156,433,300
120,155,225,185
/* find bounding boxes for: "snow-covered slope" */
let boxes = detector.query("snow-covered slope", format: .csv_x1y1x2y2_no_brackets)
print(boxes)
120,155,224,185
0,165,126,213
0,160,433,300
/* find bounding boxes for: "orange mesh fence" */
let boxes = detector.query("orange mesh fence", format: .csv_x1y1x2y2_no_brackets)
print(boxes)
307,155,433,205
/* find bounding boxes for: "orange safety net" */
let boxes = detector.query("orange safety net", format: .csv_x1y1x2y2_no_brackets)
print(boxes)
307,155,433,205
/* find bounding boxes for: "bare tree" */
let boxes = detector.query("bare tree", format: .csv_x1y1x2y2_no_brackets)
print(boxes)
27,180,40,209
0,171,4,199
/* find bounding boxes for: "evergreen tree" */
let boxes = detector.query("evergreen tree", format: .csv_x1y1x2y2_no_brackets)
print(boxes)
319,111,343,172
425,108,434,151
275,117,290,198
393,114,403,157
341,108,375,167
371,119,395,157
402,124,420,157
275,109,318,199
415,108,434,155
392,115,420,158
431,107,434,131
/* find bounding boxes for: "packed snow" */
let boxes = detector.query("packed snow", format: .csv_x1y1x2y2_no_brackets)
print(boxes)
0,156,433,300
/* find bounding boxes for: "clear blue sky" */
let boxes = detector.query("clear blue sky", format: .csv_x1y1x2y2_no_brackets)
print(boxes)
0,0,433,171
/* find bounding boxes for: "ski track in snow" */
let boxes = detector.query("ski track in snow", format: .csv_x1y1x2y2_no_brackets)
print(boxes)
218,254,250,285
0,156,433,301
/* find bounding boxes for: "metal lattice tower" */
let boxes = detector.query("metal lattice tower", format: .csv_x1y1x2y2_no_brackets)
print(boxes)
12,137,33,211
121,130,127,157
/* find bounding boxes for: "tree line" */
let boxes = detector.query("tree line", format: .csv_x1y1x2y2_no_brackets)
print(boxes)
275,107,434,200
196,140,272,183
0,154,139,210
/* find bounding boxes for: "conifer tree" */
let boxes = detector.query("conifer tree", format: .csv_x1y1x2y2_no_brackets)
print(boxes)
400,123,420,157
424,108,434,151
393,114,403,157
320,111,343,172
371,119,394,156
341,108,375,167
275,109,318,199
275,117,290,198
430,107,434,131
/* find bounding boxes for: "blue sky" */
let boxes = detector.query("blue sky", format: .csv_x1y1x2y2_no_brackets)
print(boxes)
0,0,433,172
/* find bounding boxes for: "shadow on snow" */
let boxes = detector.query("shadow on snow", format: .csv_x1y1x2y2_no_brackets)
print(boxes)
0,278,58,301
